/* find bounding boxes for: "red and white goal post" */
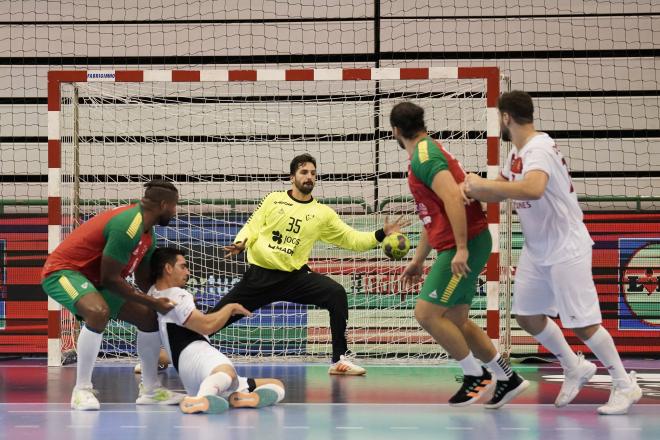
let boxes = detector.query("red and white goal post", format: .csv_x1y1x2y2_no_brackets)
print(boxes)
47,67,510,366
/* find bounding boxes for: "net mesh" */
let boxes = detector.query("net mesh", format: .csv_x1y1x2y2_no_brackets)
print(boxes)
57,74,503,362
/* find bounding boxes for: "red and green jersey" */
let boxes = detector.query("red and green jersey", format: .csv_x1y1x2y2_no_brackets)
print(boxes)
408,137,487,251
41,204,156,285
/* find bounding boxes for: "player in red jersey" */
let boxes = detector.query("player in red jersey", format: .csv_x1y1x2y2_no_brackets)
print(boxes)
390,102,528,408
41,180,184,410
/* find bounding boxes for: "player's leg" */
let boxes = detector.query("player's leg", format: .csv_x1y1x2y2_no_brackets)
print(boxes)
551,252,641,415
277,269,364,375
116,300,184,405
228,377,285,408
513,252,594,408
179,342,237,414
134,348,169,374
443,229,528,409
207,266,285,332
41,270,110,410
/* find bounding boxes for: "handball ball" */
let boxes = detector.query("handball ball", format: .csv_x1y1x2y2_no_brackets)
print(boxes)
382,233,411,260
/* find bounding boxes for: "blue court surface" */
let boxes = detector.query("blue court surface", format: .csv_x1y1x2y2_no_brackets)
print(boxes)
1,359,659,440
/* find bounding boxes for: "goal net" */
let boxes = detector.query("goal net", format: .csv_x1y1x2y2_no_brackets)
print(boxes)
48,67,508,365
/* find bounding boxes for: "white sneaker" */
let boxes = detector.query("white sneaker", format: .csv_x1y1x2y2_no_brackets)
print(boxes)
71,386,100,411
135,384,185,405
597,371,642,415
555,354,597,407
328,355,366,376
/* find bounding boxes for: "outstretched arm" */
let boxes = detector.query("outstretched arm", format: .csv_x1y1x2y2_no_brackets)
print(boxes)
183,303,252,336
464,171,548,201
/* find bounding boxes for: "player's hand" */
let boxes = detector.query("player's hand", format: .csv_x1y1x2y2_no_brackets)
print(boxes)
227,303,252,318
458,181,474,205
153,297,177,314
383,215,412,235
451,247,471,277
400,261,424,291
463,173,483,199
223,239,248,258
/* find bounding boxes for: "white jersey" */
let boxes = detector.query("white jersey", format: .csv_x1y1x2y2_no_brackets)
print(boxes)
501,133,593,265
148,285,242,396
147,285,209,370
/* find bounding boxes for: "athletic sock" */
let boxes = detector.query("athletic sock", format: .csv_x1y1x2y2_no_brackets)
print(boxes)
485,353,513,380
137,330,162,392
584,326,631,389
533,318,579,371
197,371,233,397
458,352,483,377
76,325,103,389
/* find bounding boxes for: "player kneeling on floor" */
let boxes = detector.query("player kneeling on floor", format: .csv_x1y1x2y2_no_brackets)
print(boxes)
148,246,285,414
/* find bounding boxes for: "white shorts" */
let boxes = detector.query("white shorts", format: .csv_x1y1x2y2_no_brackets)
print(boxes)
511,248,602,328
177,340,243,396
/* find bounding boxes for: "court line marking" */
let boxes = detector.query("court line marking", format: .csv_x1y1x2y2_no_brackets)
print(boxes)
336,427,364,430
390,427,419,430
283,426,310,429
121,425,146,429
5,402,660,410
446,427,474,430
14,425,39,428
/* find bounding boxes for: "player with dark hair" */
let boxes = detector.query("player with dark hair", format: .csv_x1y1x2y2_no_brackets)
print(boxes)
464,90,642,415
147,247,285,414
390,102,527,408
41,179,184,410
209,153,409,375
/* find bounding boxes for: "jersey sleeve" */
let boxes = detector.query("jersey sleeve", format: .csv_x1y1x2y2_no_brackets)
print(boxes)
168,288,197,325
103,227,139,264
523,148,554,178
234,193,273,246
410,139,449,188
319,207,378,251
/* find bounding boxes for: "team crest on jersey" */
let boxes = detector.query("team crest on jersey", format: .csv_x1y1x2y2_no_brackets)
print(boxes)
511,156,523,174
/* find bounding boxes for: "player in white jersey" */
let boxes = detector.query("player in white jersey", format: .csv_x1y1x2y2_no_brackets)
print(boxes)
463,90,642,415
148,246,286,414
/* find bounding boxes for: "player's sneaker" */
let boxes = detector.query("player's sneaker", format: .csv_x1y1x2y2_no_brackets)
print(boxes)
133,362,169,374
135,384,185,405
229,387,280,408
179,395,229,414
449,367,494,407
484,371,529,409
328,355,366,376
71,386,100,411
555,354,598,407
597,372,642,415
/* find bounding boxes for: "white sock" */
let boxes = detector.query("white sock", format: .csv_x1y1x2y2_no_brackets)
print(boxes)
485,353,513,380
75,325,103,389
137,330,162,392
584,326,631,389
255,384,285,404
458,352,483,377
533,318,579,370
197,371,233,397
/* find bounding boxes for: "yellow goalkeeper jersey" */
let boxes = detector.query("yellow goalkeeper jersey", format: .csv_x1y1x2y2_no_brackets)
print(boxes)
235,191,379,271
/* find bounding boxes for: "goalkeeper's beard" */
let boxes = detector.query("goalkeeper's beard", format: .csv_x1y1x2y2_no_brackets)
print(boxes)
294,180,314,195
